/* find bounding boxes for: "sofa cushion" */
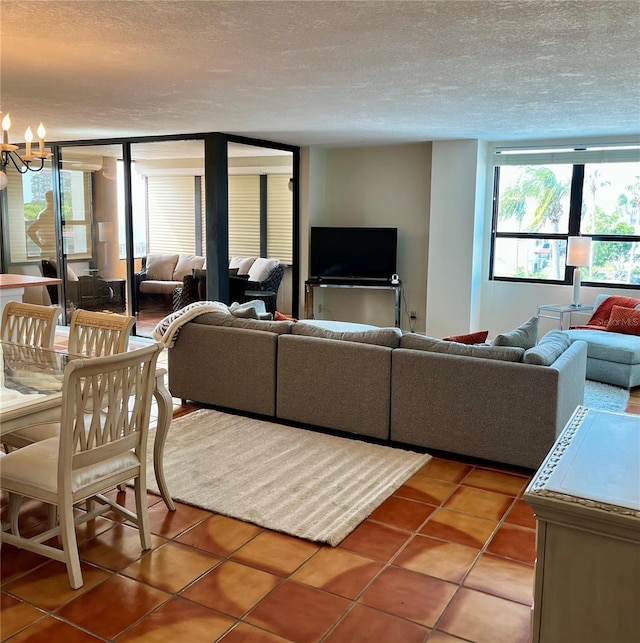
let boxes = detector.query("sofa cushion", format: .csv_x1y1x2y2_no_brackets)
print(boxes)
523,330,571,366
606,305,640,336
292,323,402,348
146,253,179,281
248,257,280,283
193,311,293,334
442,330,489,344
401,333,524,362
564,328,640,364
173,254,205,281
492,316,538,349
139,279,182,295
229,256,257,275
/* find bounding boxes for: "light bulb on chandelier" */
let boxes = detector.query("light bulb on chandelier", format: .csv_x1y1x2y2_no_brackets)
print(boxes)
1,113,53,188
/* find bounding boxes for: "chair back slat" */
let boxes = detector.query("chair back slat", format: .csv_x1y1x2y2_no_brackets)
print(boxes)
58,343,162,475
1,302,62,348
68,309,135,357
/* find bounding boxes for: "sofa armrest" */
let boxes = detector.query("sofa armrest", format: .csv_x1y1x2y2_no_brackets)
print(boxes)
549,340,588,435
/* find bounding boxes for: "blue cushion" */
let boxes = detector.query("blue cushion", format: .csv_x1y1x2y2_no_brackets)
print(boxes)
564,329,640,364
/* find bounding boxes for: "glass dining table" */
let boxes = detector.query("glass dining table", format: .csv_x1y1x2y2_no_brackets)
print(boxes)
0,340,175,511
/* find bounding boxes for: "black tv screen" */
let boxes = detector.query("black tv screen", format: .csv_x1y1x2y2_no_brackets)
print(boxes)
309,227,398,281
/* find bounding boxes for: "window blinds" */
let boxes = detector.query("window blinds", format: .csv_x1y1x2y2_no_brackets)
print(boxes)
146,175,197,254
228,175,260,257
267,175,293,264
493,144,640,166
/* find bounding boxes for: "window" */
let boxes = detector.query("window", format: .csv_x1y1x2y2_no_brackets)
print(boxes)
60,169,92,259
491,145,640,286
116,160,147,258
3,165,92,263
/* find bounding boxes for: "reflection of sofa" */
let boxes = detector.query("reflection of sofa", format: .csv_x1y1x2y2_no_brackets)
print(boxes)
171,257,286,312
168,314,587,469
172,271,249,311
564,294,640,388
135,253,205,300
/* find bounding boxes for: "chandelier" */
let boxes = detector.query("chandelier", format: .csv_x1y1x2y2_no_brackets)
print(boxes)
0,113,52,189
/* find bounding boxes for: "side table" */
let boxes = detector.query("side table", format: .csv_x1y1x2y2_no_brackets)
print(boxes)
537,303,594,330
525,407,640,643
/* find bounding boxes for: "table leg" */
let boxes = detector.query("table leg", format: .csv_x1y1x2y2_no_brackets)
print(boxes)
305,283,314,319
153,368,175,511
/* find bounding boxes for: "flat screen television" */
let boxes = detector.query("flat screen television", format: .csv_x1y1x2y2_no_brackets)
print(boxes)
309,226,398,281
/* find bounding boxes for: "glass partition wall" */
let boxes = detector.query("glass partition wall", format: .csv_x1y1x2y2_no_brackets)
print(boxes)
0,157,59,306
0,133,298,337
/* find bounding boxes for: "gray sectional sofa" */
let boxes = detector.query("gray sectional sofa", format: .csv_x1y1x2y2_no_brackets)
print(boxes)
168,312,587,470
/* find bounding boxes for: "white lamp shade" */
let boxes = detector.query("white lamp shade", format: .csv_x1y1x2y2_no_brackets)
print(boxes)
98,222,115,242
566,236,592,267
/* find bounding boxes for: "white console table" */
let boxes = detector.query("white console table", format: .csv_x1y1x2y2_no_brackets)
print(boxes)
304,280,403,328
525,406,640,643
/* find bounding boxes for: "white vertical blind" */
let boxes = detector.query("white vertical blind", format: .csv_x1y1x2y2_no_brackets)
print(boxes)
228,175,260,257
5,167,28,262
267,175,292,264
146,175,197,254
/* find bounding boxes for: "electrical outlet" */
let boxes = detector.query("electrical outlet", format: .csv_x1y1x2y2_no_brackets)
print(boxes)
318,304,323,313
410,310,417,319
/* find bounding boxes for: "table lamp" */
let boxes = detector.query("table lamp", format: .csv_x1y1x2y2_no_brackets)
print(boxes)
566,236,592,307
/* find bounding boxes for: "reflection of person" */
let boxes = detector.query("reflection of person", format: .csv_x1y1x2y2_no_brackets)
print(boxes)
27,190,56,258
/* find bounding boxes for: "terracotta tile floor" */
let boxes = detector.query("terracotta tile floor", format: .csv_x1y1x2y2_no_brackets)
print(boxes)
2,335,639,642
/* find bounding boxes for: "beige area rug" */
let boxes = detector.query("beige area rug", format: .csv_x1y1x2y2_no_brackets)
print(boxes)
146,409,430,546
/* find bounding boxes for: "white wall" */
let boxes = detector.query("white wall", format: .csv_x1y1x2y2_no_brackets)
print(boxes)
298,138,639,334
302,143,431,329
426,140,487,337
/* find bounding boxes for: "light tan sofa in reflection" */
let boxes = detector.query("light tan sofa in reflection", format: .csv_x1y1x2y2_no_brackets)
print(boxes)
135,253,205,300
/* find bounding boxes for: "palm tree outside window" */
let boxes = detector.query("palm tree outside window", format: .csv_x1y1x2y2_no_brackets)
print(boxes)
490,144,640,287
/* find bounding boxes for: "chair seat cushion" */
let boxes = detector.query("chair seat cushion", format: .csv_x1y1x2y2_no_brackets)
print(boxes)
7,422,59,444
564,328,640,364
0,437,140,495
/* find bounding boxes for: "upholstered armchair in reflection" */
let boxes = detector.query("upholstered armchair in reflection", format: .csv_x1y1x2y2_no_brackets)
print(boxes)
172,270,249,311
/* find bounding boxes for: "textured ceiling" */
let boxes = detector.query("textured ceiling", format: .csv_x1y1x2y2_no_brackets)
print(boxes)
1,0,639,148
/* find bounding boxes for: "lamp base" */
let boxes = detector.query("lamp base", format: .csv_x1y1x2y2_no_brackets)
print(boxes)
571,267,582,307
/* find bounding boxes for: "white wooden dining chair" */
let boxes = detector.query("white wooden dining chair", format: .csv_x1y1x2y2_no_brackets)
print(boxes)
68,309,136,356
1,301,62,349
2,310,136,451
0,342,162,589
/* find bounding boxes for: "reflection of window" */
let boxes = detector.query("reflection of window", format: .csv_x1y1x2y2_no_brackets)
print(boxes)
491,146,640,286
117,161,147,258
60,170,92,259
3,165,92,263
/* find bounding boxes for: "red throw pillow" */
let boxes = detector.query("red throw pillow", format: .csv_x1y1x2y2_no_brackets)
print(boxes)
442,330,489,345
586,295,640,327
275,311,298,322
606,305,640,336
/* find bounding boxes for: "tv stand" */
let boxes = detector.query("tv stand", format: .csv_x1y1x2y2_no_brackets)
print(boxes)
304,279,402,327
